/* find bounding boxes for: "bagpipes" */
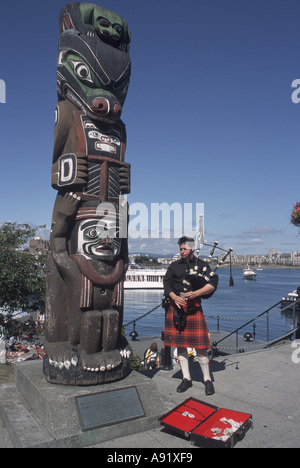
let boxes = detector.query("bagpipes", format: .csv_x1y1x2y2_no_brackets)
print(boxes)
183,217,234,299
173,241,234,331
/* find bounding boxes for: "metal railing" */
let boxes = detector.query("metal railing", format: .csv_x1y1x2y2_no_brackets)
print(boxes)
124,299,300,351
211,301,299,356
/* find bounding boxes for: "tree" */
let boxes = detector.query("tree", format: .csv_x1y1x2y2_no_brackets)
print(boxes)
0,223,47,317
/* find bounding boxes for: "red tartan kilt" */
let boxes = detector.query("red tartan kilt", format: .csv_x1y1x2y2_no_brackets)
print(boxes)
164,299,210,349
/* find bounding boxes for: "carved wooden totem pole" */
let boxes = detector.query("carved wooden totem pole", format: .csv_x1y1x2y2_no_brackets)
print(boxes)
44,2,132,385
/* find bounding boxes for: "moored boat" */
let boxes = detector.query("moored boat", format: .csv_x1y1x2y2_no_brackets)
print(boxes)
124,268,166,289
243,266,257,280
281,287,300,311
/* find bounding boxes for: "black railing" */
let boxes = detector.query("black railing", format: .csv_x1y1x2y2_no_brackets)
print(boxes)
211,300,299,355
124,299,300,352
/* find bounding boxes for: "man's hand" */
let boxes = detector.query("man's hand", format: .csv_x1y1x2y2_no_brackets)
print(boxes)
183,290,199,301
183,283,216,301
169,292,186,309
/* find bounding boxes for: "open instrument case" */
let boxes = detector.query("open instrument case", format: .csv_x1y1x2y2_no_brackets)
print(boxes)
160,397,253,448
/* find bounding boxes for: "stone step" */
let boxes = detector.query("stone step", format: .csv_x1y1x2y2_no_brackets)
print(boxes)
0,383,53,448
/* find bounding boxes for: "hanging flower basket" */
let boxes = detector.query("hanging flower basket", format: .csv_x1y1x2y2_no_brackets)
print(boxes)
291,201,300,227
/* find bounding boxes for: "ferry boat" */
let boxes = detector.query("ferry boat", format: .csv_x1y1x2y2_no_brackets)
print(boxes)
243,266,257,280
281,288,300,311
124,267,166,290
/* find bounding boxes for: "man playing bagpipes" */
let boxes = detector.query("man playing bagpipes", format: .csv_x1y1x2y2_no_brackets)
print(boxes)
163,236,218,396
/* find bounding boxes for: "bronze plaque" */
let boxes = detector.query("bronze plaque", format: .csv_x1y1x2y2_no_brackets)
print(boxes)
76,386,145,431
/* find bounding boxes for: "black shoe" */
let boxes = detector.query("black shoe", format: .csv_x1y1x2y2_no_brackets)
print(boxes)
177,378,193,393
205,380,215,396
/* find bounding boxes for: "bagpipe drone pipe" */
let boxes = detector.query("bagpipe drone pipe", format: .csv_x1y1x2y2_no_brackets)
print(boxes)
183,242,234,299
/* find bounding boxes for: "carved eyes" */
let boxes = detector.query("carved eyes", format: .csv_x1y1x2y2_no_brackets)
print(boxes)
114,25,122,34
70,60,93,84
97,17,123,40
83,224,120,242
85,228,100,240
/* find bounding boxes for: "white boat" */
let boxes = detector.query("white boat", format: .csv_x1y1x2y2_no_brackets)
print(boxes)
124,268,166,289
243,266,257,280
281,288,300,311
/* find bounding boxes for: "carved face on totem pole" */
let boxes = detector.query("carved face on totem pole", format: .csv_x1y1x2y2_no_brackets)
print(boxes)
77,219,121,259
44,2,132,386
57,3,131,122
72,202,122,260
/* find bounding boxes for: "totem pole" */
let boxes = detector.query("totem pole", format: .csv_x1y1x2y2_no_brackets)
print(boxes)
44,2,132,385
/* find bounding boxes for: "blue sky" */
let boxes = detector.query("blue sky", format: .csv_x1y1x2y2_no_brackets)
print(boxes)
1,0,300,256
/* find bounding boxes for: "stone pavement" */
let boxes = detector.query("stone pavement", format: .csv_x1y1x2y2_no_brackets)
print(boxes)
91,339,300,448
0,339,299,448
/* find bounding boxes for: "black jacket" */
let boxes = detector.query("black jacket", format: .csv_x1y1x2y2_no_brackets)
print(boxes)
164,256,218,297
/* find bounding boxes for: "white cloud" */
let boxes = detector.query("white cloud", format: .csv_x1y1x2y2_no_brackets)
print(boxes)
250,238,263,245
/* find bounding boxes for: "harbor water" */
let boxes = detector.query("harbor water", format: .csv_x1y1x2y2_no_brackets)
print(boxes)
123,268,300,343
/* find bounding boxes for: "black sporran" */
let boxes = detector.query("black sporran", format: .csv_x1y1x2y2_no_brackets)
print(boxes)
173,307,187,332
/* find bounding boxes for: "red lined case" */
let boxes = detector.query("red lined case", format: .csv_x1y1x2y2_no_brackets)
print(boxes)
160,398,253,448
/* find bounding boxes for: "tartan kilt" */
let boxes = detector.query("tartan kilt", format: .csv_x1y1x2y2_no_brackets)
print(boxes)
164,299,210,349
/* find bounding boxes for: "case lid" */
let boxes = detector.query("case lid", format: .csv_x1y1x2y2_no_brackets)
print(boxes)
160,398,218,435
